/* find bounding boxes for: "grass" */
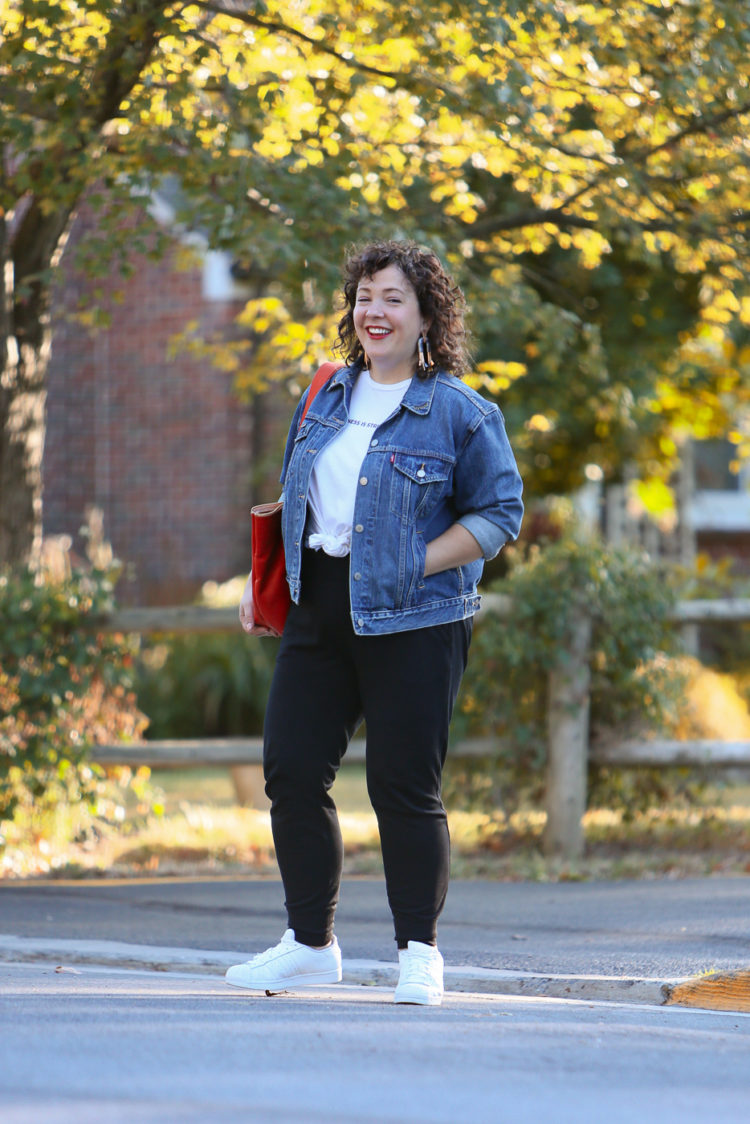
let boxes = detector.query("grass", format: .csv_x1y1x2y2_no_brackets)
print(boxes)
2,766,750,882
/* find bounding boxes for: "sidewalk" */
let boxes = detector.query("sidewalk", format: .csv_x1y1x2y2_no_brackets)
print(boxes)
1,875,749,1010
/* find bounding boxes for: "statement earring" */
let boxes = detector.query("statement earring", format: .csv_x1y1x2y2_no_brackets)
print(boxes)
417,331,434,372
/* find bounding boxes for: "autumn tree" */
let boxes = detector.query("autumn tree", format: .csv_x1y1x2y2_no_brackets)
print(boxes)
2,0,749,569
208,0,750,505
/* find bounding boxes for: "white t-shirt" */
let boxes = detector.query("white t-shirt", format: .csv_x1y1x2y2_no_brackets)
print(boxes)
307,370,411,556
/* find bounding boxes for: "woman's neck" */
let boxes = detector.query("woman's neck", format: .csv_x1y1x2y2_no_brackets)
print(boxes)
367,359,416,385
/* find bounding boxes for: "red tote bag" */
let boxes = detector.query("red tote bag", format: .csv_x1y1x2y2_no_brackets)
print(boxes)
250,501,289,636
250,362,341,636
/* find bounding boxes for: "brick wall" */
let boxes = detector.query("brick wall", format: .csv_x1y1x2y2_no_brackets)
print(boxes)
44,206,292,605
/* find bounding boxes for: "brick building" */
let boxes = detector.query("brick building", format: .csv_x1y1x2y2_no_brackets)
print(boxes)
43,203,290,605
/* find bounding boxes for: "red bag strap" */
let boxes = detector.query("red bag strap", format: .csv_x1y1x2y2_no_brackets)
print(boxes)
299,361,342,427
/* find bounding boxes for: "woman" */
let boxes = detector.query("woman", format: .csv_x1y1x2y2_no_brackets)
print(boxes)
226,240,523,1005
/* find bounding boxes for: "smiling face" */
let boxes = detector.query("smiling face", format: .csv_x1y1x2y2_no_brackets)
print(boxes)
353,264,426,383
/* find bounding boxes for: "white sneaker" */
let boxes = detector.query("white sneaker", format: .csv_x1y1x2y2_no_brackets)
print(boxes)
394,941,444,1006
225,930,342,991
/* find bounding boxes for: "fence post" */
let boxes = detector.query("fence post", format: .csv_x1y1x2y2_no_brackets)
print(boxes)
230,764,269,808
543,608,593,859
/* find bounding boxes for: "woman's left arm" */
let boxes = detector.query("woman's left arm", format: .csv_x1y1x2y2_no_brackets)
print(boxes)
425,406,524,576
424,523,484,576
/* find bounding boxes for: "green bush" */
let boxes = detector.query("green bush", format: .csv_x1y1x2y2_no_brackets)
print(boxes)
134,632,278,739
133,577,278,738
448,529,686,815
674,554,750,707
0,565,145,828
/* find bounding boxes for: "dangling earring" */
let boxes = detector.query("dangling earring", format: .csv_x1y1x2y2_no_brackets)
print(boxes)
417,331,434,372
362,351,371,370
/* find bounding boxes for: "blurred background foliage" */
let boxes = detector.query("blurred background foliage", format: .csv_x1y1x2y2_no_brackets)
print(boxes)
2,0,749,572
133,577,278,740
3,1,750,855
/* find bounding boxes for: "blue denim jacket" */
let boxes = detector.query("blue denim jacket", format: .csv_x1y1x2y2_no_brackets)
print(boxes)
279,365,523,635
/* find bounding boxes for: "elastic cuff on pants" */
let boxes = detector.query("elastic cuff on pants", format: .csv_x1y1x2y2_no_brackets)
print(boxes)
395,933,437,948
293,927,333,948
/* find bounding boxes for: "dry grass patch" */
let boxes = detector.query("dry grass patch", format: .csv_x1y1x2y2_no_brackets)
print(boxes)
3,768,750,882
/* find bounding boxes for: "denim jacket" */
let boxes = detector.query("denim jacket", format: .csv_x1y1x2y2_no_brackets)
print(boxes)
279,364,523,635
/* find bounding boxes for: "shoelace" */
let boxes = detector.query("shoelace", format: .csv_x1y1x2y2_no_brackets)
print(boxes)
248,933,296,966
401,955,440,987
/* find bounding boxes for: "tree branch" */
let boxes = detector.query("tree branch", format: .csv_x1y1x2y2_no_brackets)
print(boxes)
624,99,750,164
192,0,468,102
82,0,174,126
468,202,749,241
0,86,60,123
194,0,402,82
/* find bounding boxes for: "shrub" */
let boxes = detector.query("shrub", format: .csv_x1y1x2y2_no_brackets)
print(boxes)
133,577,278,738
448,529,686,815
0,564,146,829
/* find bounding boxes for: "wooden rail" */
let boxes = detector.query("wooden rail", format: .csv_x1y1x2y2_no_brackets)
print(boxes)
92,735,750,771
97,595,750,634
92,596,750,860
92,737,502,768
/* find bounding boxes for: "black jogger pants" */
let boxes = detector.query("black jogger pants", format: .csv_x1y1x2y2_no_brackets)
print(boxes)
263,548,471,948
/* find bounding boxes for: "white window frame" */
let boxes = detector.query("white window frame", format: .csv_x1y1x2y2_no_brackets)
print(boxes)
690,454,750,532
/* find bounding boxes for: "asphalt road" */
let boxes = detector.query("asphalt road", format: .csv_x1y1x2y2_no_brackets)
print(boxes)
2,875,749,979
3,961,749,1124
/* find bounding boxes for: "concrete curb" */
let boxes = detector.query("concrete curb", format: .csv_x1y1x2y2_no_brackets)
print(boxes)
344,959,677,1005
0,935,681,1006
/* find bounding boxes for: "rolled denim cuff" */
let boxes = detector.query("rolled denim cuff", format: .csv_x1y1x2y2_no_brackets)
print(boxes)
457,513,507,561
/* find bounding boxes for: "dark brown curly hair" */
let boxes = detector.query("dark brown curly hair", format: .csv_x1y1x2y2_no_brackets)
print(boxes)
334,240,471,378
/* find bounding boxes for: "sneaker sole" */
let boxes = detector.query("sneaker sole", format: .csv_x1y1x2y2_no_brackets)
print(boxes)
225,968,342,991
394,989,443,1006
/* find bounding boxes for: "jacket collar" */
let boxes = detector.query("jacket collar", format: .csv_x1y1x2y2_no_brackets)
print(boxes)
327,364,438,415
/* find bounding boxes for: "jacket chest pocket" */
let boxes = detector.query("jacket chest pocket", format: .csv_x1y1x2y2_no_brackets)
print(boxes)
283,428,308,492
389,453,453,522
287,424,331,490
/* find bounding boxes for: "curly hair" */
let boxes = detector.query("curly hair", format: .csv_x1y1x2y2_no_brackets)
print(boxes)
333,240,471,378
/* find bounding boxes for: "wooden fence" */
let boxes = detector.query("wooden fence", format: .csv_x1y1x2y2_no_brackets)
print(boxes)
93,596,750,860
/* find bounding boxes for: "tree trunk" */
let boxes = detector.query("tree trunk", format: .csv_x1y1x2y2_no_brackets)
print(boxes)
0,203,71,570
543,608,593,860
0,361,46,571
0,4,173,571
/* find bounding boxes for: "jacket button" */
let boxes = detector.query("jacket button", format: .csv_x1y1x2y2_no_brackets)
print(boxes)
354,524,364,533
359,476,368,486
357,618,364,628
353,572,361,580
370,439,378,447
